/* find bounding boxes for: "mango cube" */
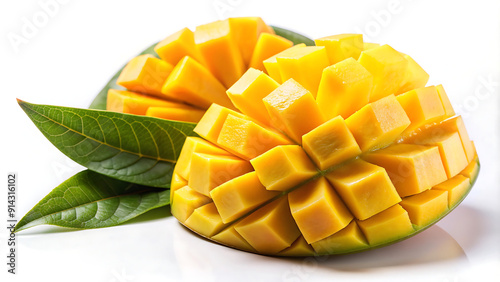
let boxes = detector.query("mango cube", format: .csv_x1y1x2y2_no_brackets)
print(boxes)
234,197,301,254
250,145,318,192
185,202,226,237
326,159,401,220
171,186,211,223
363,42,380,50
170,173,187,200
210,172,279,223
433,174,471,207
226,68,280,125
263,79,326,144
161,56,235,110
311,221,368,255
400,189,448,227
275,46,330,96
193,103,246,143
228,17,275,66
396,86,446,135
154,27,205,66
194,19,245,88
145,106,205,123
188,153,253,197
217,114,293,160
346,95,410,152
397,53,429,94
288,177,353,244
314,34,364,64
363,144,448,197
117,54,174,97
357,204,414,245
249,33,294,72
460,155,479,182
263,43,306,83
413,131,468,178
358,45,408,102
436,116,475,162
302,115,361,170
316,57,373,119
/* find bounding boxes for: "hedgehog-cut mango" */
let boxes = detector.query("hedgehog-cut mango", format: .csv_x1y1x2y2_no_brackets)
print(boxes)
168,29,479,256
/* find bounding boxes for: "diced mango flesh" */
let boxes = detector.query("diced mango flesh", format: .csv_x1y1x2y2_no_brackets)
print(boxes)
251,145,318,192
400,189,449,226
141,23,480,256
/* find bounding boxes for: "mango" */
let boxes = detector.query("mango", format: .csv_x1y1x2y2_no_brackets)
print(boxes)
112,19,479,256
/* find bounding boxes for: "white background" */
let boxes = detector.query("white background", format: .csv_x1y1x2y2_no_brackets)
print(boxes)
1,0,499,281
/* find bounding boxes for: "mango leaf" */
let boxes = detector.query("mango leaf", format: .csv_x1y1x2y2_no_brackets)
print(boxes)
18,99,197,188
88,26,315,110
15,170,169,232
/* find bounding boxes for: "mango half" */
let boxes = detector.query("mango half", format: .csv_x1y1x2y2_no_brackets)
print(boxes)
169,30,479,256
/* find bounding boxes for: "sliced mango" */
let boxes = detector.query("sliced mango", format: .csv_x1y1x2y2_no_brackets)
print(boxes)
211,224,255,253
314,34,364,64
436,84,456,118
363,42,380,50
154,27,205,66
234,197,301,254
302,115,361,170
326,159,401,220
397,53,429,94
193,103,247,144
229,17,275,66
106,89,186,115
216,114,293,160
161,56,235,110
400,189,448,226
210,172,279,223
226,68,280,125
288,177,353,244
263,79,326,144
249,33,294,72
363,144,448,197
171,186,212,223
357,204,414,245
275,46,330,96
316,57,373,119
188,153,253,197
311,221,368,255
433,174,471,207
277,236,315,257
170,173,188,200
185,202,226,237
117,54,173,97
460,155,479,181
263,43,306,83
194,19,245,88
250,145,318,191
346,94,410,152
358,44,408,102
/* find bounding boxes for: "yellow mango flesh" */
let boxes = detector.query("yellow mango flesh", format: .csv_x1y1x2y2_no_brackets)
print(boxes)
146,25,480,256
194,19,245,88
263,79,326,144
161,56,235,110
117,54,173,97
154,27,205,66
250,145,318,192
288,177,353,244
358,44,408,102
226,68,280,125
145,106,205,123
316,57,373,120
249,33,294,72
106,89,186,115
275,46,330,96
400,189,449,226
314,34,364,64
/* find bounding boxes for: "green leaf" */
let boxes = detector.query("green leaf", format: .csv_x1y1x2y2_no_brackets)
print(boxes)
88,42,159,110
87,27,315,109
271,26,315,46
18,99,197,188
15,170,169,232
